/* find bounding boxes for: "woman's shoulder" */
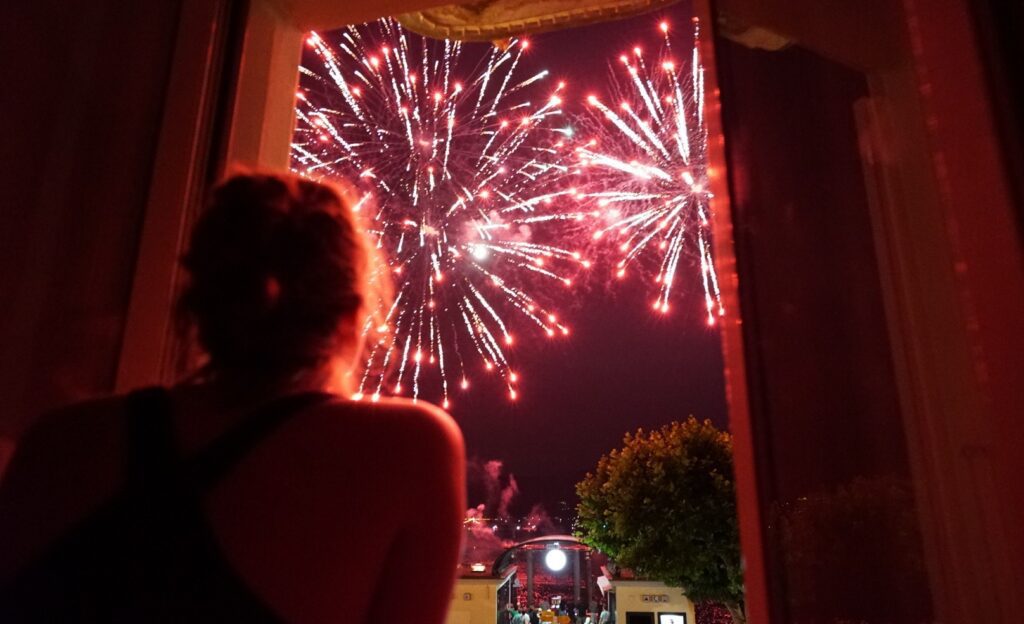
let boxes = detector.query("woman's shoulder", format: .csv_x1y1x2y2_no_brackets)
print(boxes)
2,393,133,503
9,394,129,468
314,396,464,459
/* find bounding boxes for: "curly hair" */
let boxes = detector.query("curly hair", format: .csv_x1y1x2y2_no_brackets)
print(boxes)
178,172,388,385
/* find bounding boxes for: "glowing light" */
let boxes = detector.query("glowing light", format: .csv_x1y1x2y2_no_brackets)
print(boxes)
575,17,723,323
294,20,584,405
545,548,567,571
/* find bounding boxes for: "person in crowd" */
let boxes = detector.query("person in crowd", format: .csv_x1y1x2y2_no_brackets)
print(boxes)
0,172,466,623
530,606,542,624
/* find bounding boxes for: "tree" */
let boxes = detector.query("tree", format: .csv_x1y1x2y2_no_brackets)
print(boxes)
575,417,744,622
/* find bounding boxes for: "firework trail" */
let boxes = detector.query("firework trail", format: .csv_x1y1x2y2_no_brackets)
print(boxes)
292,19,587,407
576,18,724,323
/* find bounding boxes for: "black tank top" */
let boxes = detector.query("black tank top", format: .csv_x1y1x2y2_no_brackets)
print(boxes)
1,387,332,622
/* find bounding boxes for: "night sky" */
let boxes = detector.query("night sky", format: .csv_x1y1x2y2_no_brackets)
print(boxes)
326,1,727,517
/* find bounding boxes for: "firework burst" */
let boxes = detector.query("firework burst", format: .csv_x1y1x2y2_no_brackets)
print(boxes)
292,19,587,407
576,18,723,323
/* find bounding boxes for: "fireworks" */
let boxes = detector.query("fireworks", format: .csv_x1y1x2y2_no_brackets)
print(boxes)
576,18,723,323
292,19,586,407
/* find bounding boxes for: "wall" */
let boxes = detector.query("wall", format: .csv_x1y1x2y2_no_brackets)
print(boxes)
447,577,506,624
612,580,695,624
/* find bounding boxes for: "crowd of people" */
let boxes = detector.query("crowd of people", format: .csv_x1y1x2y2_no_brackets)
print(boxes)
502,602,612,624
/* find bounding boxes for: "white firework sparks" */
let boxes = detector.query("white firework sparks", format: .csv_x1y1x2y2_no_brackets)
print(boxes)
292,19,588,407
576,18,724,322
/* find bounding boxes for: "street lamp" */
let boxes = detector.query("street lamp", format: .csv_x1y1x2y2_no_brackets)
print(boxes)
545,548,567,572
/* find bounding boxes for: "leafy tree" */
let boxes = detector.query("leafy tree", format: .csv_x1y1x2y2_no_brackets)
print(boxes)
575,417,744,622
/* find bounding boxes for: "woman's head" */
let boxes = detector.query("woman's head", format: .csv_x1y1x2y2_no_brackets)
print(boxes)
179,171,384,387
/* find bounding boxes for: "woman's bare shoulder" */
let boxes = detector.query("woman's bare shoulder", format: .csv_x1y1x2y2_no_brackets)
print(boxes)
9,395,128,469
320,397,460,443
308,397,464,472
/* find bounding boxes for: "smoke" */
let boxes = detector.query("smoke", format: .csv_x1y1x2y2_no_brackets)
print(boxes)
468,458,521,519
461,458,567,567
524,503,561,535
463,503,511,566
499,473,520,517
463,458,521,566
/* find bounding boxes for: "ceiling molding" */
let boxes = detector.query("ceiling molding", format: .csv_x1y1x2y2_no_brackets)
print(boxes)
396,0,682,42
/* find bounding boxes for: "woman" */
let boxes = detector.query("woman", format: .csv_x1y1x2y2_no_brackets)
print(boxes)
0,172,465,622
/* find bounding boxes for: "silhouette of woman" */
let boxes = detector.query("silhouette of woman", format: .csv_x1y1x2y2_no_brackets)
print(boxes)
0,172,466,623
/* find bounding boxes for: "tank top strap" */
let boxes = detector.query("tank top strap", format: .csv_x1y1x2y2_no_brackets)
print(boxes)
184,392,335,491
124,386,178,489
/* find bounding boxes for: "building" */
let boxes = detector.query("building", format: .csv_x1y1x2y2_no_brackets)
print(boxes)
447,565,518,624
451,536,699,624
604,579,694,624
